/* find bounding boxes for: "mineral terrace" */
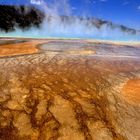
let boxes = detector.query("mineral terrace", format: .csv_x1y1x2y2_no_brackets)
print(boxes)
0,38,140,140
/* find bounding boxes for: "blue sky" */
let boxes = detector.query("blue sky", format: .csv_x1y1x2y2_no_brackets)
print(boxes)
1,0,140,30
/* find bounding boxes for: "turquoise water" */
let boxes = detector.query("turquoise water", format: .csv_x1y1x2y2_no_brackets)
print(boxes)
0,27,140,42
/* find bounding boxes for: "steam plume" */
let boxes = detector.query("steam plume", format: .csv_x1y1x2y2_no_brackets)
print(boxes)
0,0,139,41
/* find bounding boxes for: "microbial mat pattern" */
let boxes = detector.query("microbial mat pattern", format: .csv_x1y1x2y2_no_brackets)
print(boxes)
0,38,139,140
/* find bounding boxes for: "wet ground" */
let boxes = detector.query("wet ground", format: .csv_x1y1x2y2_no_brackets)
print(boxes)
0,38,140,140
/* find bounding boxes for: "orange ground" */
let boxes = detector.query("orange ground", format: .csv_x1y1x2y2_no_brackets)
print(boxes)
0,38,139,140
0,40,47,57
122,79,140,104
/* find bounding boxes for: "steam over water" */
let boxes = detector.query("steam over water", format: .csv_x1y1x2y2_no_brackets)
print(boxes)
0,0,140,41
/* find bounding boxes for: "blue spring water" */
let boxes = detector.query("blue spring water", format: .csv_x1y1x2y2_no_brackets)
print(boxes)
0,29,140,42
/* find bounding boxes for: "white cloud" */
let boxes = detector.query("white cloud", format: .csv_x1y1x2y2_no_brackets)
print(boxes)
100,0,107,2
138,5,140,10
122,1,130,6
30,0,42,5
86,0,96,4
72,7,76,10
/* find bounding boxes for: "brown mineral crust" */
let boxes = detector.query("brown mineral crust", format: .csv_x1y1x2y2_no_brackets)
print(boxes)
0,39,139,140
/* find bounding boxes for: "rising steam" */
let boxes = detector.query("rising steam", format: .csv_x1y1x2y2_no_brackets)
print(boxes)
0,0,140,41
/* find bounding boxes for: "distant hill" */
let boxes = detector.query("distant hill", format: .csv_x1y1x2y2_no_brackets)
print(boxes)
0,5,139,35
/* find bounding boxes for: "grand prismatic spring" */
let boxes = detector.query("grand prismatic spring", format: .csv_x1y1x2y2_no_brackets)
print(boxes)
0,0,140,140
